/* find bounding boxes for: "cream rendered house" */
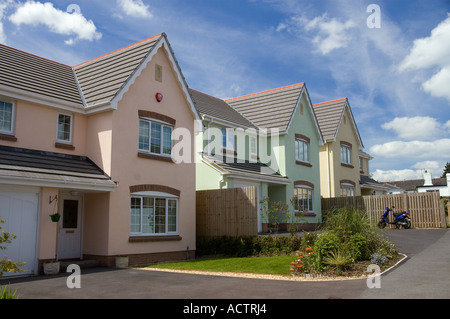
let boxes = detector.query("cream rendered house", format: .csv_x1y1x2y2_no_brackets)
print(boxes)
0,33,200,276
313,98,367,198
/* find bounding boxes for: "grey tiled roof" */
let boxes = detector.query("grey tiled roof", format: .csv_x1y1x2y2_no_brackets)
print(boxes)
189,89,256,128
384,178,447,191
0,43,83,107
73,34,163,108
312,98,347,141
202,154,290,185
0,34,165,110
225,83,305,131
0,145,109,177
313,98,364,148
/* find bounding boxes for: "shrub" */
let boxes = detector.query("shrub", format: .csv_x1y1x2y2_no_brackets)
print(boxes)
322,208,371,235
300,231,318,251
0,285,18,299
196,235,303,257
290,248,322,275
314,232,341,259
370,251,388,266
323,249,354,275
345,233,369,260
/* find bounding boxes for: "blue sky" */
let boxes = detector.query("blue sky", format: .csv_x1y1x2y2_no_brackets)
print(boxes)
1,0,449,181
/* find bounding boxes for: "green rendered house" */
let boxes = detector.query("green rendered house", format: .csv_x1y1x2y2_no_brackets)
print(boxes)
226,83,324,231
191,83,324,232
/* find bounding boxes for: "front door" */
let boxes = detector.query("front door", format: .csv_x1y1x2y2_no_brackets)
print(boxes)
57,194,83,260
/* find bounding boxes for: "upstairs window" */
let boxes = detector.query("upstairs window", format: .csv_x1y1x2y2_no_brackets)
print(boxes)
0,101,14,134
295,138,310,163
57,113,73,143
221,128,235,151
139,119,173,157
250,135,257,158
340,144,352,165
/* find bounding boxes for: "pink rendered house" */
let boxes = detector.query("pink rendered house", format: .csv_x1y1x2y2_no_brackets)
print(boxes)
0,33,200,276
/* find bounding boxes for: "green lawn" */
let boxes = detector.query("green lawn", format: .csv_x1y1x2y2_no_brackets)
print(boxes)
146,255,295,275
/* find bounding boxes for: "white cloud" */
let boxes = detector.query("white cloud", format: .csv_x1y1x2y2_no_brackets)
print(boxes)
372,160,444,182
370,139,450,160
372,168,423,182
0,0,14,43
411,160,442,171
305,14,356,55
276,13,356,55
9,1,102,45
381,116,445,141
399,14,450,103
116,0,152,19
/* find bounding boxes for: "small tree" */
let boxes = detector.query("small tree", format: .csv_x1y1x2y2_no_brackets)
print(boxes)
1,219,25,277
441,162,450,178
260,197,290,234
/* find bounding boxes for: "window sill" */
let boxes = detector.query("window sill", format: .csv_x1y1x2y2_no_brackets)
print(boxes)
222,148,237,156
138,152,174,163
129,235,182,242
296,160,312,167
55,142,75,150
0,133,17,142
341,163,354,168
295,212,316,217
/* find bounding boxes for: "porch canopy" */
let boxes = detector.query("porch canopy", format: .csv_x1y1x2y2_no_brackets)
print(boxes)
202,154,291,185
0,145,116,192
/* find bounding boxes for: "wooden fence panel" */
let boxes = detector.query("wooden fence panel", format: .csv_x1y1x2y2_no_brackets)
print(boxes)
196,187,258,238
322,192,446,229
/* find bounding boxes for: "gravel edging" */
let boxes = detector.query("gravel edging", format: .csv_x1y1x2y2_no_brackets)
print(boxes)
138,253,408,282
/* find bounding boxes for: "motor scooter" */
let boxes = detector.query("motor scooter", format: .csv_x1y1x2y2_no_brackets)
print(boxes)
378,206,411,229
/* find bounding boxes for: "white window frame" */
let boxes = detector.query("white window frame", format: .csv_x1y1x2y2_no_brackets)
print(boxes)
293,186,314,213
295,138,310,163
0,100,15,135
340,183,355,197
139,118,173,157
221,128,235,151
130,192,179,236
341,145,352,165
56,113,73,144
250,135,257,158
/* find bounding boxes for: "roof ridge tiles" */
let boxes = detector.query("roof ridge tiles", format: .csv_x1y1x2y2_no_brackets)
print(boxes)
313,97,347,106
224,82,304,101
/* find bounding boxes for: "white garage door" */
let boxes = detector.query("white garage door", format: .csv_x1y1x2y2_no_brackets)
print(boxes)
0,186,39,277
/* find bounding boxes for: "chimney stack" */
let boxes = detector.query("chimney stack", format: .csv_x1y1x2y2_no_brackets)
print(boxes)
423,170,433,186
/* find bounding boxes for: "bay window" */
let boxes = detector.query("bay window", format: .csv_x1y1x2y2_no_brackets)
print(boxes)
293,187,313,213
130,195,178,235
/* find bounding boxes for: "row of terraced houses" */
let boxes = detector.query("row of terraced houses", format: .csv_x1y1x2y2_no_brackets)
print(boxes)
0,33,382,276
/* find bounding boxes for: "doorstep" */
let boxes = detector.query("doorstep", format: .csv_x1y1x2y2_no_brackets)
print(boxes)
59,259,100,271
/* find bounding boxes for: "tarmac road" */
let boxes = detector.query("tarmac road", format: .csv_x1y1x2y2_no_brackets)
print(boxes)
1,229,449,300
